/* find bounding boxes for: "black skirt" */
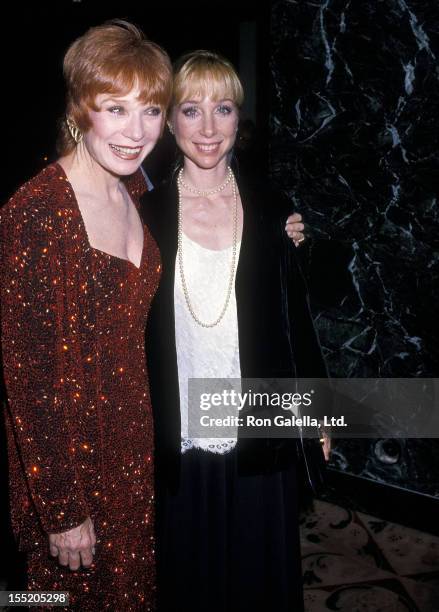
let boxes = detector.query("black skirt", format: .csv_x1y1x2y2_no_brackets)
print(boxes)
156,447,304,612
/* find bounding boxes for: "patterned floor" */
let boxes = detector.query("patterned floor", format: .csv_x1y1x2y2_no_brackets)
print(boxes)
1,500,438,611
302,499,439,611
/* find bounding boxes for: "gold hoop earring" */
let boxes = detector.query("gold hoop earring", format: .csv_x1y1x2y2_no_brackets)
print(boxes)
66,117,83,144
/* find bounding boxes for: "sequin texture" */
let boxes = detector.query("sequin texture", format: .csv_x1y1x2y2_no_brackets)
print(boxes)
0,163,160,610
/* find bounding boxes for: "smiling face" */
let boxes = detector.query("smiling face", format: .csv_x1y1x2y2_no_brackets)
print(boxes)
171,96,239,170
82,87,164,176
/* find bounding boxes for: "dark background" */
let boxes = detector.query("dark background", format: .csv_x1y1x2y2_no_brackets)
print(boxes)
269,0,439,529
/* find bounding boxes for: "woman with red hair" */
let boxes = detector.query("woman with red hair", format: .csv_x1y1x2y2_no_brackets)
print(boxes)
1,20,171,610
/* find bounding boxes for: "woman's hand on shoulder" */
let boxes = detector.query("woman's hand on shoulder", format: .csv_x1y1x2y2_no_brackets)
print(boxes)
285,213,305,247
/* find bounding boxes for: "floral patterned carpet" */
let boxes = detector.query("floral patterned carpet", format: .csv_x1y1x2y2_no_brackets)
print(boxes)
301,499,439,611
1,498,438,611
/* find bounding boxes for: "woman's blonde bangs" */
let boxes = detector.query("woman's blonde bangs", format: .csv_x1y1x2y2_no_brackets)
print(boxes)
173,60,244,107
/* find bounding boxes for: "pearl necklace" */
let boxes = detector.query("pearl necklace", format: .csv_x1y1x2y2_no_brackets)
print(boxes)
177,167,238,328
178,166,233,196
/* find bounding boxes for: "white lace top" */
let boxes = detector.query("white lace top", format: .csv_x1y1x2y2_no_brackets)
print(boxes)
174,232,242,454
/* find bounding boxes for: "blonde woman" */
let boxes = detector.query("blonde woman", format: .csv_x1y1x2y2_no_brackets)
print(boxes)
143,51,327,612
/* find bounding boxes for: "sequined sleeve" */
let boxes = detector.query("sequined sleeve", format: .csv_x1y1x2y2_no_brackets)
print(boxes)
1,192,89,534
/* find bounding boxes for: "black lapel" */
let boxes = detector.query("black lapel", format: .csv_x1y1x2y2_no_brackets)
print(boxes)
140,180,179,273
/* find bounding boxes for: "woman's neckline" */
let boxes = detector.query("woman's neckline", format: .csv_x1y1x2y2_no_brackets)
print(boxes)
52,161,145,270
181,231,241,253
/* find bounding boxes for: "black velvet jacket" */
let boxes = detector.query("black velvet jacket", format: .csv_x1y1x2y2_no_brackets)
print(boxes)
141,174,327,492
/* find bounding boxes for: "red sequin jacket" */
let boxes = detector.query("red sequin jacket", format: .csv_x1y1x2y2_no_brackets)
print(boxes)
0,164,146,550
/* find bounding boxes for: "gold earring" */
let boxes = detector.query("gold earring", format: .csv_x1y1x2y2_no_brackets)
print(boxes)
167,122,174,135
66,117,83,144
